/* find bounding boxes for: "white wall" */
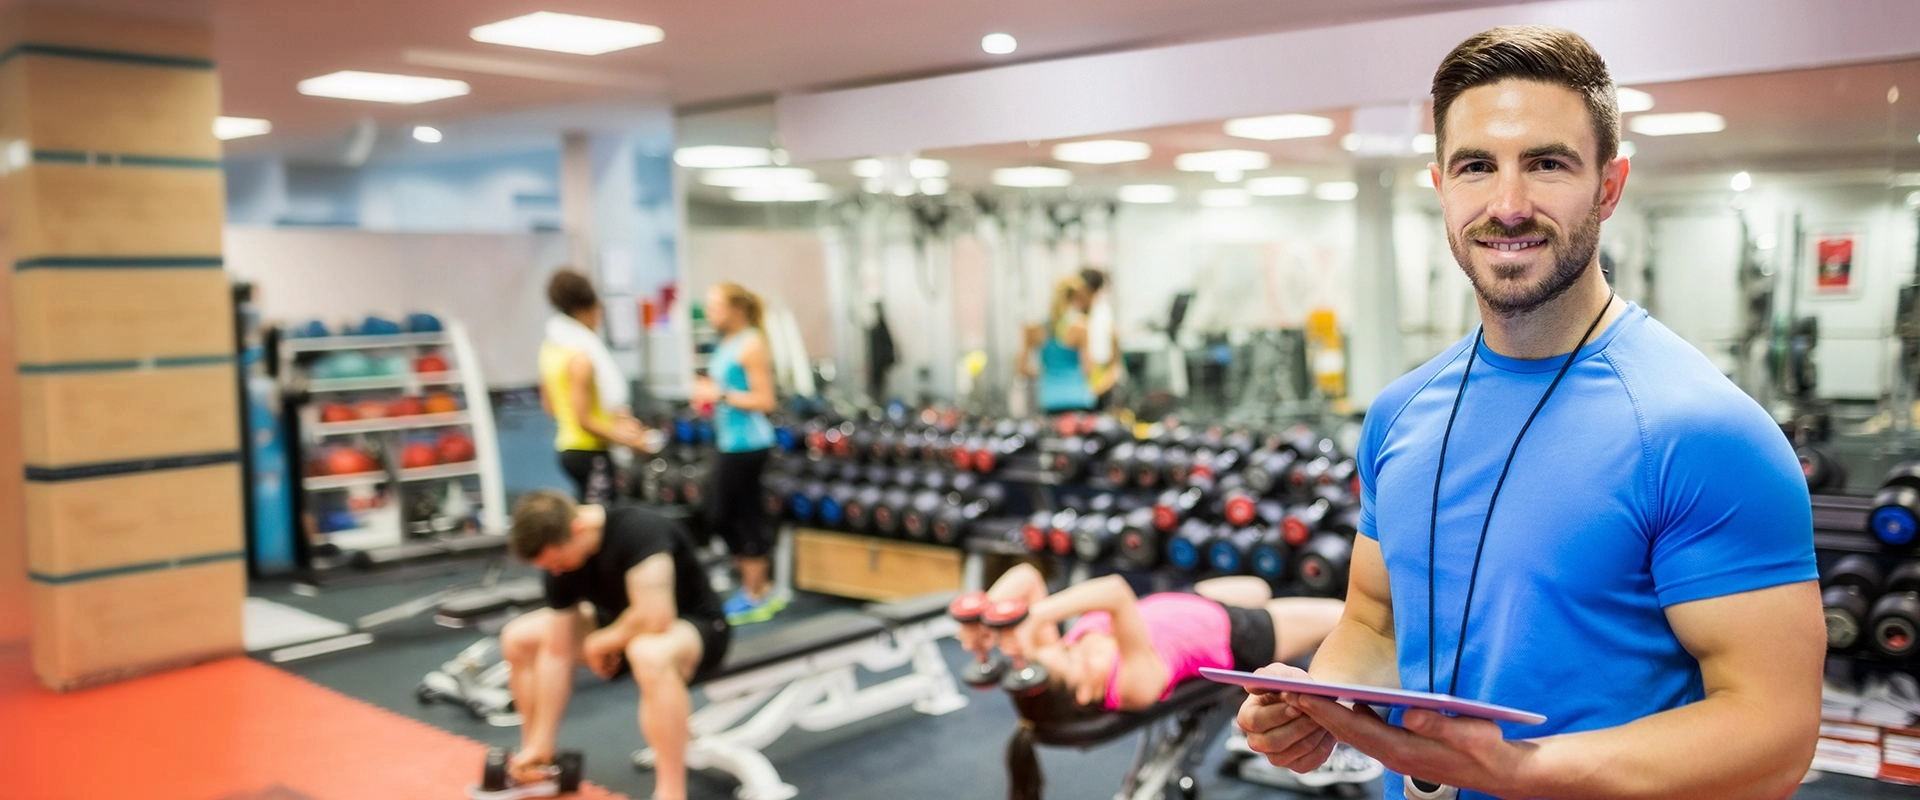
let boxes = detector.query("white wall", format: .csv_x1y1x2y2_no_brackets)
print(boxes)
225,227,570,387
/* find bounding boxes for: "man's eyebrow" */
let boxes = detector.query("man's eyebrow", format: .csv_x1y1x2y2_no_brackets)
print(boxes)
1445,148,1494,170
1521,143,1584,166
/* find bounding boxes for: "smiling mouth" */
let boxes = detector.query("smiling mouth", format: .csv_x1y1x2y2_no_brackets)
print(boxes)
1478,239,1546,252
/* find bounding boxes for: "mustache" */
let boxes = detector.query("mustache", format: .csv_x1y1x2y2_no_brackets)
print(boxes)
1465,218,1558,242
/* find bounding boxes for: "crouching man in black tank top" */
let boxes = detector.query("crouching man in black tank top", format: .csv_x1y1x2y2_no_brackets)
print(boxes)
502,490,731,800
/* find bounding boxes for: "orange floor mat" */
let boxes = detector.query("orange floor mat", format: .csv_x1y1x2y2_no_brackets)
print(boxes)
0,646,629,800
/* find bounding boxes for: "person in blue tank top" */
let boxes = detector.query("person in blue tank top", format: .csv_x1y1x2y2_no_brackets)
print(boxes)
690,282,784,624
1237,26,1821,800
1022,275,1114,414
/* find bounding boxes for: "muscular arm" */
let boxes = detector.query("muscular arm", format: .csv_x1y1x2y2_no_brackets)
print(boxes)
523,605,581,755
723,334,779,414
605,553,680,643
1516,582,1822,800
1306,536,1401,687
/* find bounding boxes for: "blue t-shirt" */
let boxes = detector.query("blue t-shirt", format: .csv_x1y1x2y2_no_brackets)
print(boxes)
1355,303,1815,800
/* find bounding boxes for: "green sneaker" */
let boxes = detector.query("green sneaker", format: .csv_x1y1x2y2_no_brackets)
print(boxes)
723,592,787,625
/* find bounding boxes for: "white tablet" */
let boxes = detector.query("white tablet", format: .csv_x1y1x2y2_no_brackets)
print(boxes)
1198,667,1548,726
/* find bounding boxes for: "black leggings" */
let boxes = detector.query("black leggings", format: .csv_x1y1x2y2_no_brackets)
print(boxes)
559,449,614,505
709,448,772,558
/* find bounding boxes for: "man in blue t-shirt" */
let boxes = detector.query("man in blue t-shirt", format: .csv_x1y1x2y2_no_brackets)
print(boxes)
1237,26,1822,800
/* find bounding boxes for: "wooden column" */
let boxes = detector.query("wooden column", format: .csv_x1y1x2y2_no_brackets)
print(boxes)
0,6,242,689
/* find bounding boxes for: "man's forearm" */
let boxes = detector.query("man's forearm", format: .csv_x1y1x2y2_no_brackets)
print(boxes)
607,606,675,642
1305,618,1401,688
1518,691,1815,800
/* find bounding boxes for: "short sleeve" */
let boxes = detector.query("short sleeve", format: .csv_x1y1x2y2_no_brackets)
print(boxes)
1355,404,1389,541
545,572,577,610
1649,415,1818,607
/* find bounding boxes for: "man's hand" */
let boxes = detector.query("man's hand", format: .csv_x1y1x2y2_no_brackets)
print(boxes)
1237,663,1337,772
1291,694,1539,797
509,747,555,785
581,628,627,679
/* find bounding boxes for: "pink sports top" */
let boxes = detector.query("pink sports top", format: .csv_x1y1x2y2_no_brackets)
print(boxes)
1061,592,1234,711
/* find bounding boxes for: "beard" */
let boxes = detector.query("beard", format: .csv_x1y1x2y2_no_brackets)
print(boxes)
1448,199,1604,317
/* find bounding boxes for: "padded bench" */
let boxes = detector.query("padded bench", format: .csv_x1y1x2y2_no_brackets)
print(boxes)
433,577,546,628
1015,676,1243,800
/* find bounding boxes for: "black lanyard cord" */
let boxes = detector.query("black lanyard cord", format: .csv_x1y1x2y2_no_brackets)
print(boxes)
1429,294,1614,698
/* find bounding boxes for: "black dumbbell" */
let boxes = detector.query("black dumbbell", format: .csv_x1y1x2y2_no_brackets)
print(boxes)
932,485,1003,546
1072,512,1120,562
1209,525,1264,575
1871,463,1920,549
972,432,1030,474
981,600,1051,697
1046,508,1082,557
1297,532,1354,597
1870,562,1920,658
1152,477,1215,533
1047,436,1110,478
844,484,885,533
850,427,878,464
1243,448,1299,496
482,747,581,794
1223,429,1258,458
1189,447,1243,484
761,473,794,518
1132,443,1167,489
1290,456,1332,492
873,485,913,536
819,481,858,529
1217,474,1261,528
1281,498,1335,547
1162,447,1194,485
1166,518,1216,573
1020,510,1053,553
1249,527,1289,582
1796,443,1846,493
1103,441,1140,486
901,488,946,541
1113,508,1161,571
655,463,685,505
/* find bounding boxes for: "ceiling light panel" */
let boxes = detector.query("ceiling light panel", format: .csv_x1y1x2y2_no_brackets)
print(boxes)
214,116,271,140
1052,139,1151,164
675,146,772,169
1627,112,1725,136
471,11,663,56
1174,149,1270,173
732,183,834,203
1199,189,1251,207
1118,184,1177,204
1245,176,1310,196
1615,86,1655,113
992,166,1073,188
1314,182,1358,201
982,33,1017,55
1224,114,1335,141
298,71,470,104
412,126,443,143
699,167,817,188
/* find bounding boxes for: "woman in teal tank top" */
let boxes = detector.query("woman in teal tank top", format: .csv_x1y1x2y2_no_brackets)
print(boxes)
1024,275,1112,413
691,283,783,624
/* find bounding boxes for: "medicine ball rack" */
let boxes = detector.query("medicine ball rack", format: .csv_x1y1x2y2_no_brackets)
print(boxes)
277,317,508,572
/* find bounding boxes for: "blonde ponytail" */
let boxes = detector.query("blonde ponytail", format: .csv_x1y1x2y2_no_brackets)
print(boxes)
715,282,765,330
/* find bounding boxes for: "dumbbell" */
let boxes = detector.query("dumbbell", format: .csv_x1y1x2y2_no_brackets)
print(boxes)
762,472,794,518
1290,456,1333,492
893,428,925,463
1165,518,1217,573
1103,441,1140,486
656,463,688,505
1188,447,1242,484
1797,443,1846,493
982,599,1051,697
1152,478,1215,533
1218,475,1261,528
1021,510,1053,553
1223,429,1258,458
1046,435,1111,478
1823,554,1885,650
677,463,713,507
1114,508,1161,571
818,481,858,529
842,484,884,533
1052,412,1086,439
949,592,1010,689
872,485,914,537
1297,532,1354,597
828,423,857,459
1209,525,1264,575
1243,448,1300,496
1132,443,1167,489
1072,512,1120,562
1282,498,1336,546
971,432,1029,474
1321,458,1359,495
1045,508,1082,557
901,488,946,541
1870,562,1920,659
932,484,1004,546
1162,447,1195,485
1871,463,1920,548
481,747,581,794
1249,527,1290,582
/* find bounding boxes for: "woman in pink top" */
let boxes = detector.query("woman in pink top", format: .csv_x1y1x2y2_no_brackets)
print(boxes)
960,563,1343,712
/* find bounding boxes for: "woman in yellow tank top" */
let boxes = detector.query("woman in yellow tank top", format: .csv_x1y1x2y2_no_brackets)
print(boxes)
541,270,650,504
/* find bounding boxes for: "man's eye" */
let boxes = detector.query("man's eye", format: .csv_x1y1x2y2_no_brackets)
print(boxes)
1537,160,1564,171
1460,162,1491,174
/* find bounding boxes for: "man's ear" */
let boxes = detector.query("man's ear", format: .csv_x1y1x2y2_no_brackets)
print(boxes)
1596,153,1631,222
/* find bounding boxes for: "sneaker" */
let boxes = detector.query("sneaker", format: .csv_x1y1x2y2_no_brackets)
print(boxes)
1227,736,1384,790
723,592,787,625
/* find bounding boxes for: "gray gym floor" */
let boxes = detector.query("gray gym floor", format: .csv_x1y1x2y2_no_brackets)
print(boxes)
251,564,1907,800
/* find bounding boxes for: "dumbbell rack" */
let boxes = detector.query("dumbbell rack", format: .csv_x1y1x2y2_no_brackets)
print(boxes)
281,318,507,557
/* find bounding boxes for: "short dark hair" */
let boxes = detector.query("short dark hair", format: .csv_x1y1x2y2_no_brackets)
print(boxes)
1078,268,1107,295
546,269,599,317
1431,26,1619,166
510,489,576,560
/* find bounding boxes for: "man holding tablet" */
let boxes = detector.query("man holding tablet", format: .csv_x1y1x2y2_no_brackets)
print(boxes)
1235,26,1822,800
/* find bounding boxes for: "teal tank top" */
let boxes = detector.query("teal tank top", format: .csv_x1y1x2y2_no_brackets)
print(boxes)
710,330,776,453
1037,319,1096,412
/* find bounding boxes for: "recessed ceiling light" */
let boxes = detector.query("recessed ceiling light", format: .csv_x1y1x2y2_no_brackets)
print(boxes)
1340,134,1359,152
1246,176,1310,196
1314,182,1358,201
992,166,1072,188
1215,170,1243,183
731,183,834,203
1730,171,1751,192
700,167,817,188
214,116,271,140
412,125,442,143
920,178,949,196
1199,189,1252,207
1413,134,1437,154
982,33,1017,55
470,11,663,56
1224,114,1335,141
675,146,772,169
851,158,949,179
1628,112,1725,136
1618,140,1638,159
1052,139,1151,164
297,70,470,104
1616,86,1655,113
1118,184,1176,204
1415,170,1436,189
1174,149,1270,173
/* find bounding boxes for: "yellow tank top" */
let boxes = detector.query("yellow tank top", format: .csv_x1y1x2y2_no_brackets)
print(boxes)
539,342,612,452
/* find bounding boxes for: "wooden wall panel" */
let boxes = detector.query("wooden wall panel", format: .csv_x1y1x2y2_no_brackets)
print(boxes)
30,559,243,690
24,464,241,578
16,57,220,159
19,364,238,466
0,7,213,60
9,163,223,259
12,269,232,363
0,173,23,644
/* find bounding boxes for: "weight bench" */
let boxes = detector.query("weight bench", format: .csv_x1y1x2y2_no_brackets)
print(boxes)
635,590,967,800
1023,679,1242,800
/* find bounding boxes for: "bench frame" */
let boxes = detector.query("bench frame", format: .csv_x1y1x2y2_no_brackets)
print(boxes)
633,613,966,800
